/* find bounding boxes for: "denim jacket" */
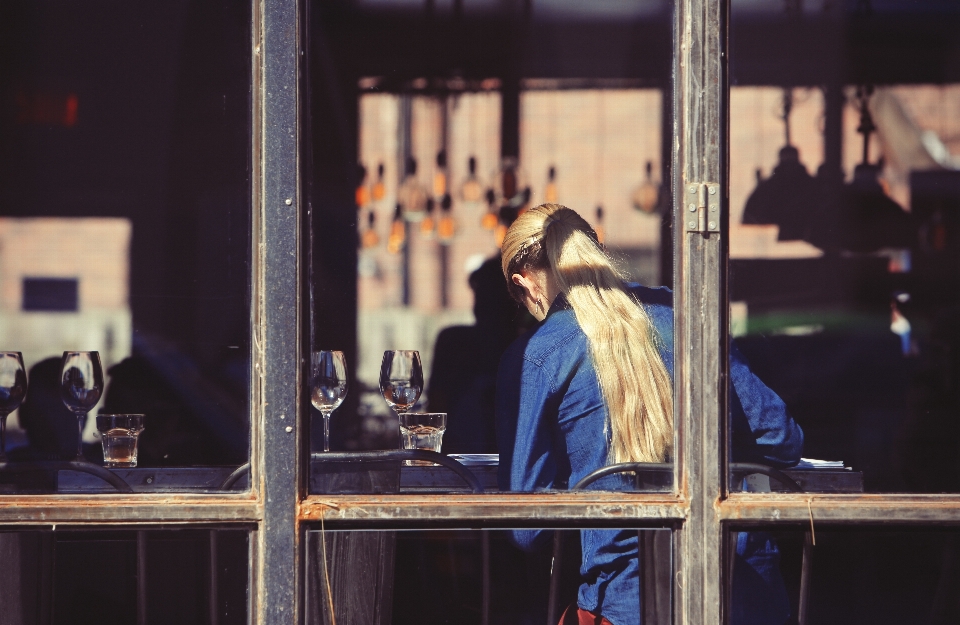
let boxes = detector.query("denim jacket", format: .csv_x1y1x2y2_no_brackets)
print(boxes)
495,284,803,625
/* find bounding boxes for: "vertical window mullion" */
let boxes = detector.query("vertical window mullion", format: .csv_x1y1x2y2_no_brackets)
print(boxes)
257,0,303,623
674,0,727,623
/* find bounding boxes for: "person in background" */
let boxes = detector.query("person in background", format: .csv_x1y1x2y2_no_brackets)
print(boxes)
496,204,804,625
426,258,525,453
12,357,101,463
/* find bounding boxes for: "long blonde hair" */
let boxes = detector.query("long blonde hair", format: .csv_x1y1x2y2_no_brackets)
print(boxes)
501,204,673,463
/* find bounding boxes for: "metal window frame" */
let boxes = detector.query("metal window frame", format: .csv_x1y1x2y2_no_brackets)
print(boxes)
2,2,959,625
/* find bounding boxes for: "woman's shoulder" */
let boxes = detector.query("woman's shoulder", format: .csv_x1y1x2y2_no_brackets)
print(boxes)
625,282,673,308
626,282,673,329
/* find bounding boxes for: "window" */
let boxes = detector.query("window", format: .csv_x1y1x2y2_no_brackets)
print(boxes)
2,0,957,623
0,0,251,486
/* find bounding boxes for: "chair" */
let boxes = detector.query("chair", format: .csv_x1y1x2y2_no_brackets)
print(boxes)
729,463,811,625
547,463,673,625
547,463,812,625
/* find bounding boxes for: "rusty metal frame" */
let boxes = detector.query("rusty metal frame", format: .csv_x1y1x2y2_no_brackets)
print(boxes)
301,493,686,528
722,494,960,526
0,496,260,525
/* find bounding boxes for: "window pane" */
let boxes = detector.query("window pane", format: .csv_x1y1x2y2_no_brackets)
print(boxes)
725,526,960,625
308,0,675,495
305,527,672,625
0,1,251,492
0,528,249,624
728,1,960,492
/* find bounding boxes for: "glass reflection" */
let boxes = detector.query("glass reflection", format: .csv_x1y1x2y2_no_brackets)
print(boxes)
730,0,960,493
0,0,252,489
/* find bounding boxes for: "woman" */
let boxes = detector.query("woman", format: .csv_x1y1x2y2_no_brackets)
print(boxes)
496,204,803,625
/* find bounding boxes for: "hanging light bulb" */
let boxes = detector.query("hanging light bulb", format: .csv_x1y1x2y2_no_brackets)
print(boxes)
433,151,448,197
398,156,428,221
361,210,380,249
438,194,455,244
544,165,559,203
595,206,605,245
420,197,436,239
493,157,527,206
356,163,370,208
481,187,498,230
631,161,660,214
387,203,406,254
372,163,386,202
461,156,483,203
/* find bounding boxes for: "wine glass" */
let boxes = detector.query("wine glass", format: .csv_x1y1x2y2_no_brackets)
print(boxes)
379,351,423,447
0,352,27,462
60,351,104,461
310,350,348,453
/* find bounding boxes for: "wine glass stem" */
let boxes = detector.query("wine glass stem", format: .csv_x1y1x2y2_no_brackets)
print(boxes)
323,413,331,453
76,411,86,461
0,413,8,463
396,408,404,450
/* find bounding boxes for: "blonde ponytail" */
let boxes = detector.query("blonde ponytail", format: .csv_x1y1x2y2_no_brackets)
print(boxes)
502,204,673,463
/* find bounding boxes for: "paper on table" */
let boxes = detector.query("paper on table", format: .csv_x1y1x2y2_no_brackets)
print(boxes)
795,457,845,469
448,454,499,466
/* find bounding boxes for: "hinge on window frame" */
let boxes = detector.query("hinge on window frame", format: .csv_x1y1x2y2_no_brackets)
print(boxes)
683,182,721,235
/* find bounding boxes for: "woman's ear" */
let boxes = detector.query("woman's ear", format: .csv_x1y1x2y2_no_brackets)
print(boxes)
511,272,533,298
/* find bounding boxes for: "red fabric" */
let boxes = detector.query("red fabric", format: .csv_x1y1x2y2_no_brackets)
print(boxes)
559,603,614,625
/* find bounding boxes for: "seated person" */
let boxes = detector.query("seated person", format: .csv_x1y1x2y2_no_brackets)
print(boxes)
427,258,526,453
496,204,803,625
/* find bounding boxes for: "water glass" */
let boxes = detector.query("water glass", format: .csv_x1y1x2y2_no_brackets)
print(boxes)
399,412,446,465
96,414,145,468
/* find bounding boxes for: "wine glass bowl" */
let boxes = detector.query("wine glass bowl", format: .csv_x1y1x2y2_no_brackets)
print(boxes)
0,352,27,462
60,351,104,461
310,351,348,453
379,350,423,415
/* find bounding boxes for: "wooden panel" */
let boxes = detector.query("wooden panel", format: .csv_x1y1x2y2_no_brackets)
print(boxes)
305,530,395,625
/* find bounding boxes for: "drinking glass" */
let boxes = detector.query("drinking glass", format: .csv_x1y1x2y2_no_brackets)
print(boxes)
60,351,104,461
399,412,447,465
96,414,145,467
0,352,27,462
380,351,423,448
310,351,348,453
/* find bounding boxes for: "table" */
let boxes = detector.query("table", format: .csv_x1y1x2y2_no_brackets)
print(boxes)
398,463,864,493
24,459,863,494
57,466,239,493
